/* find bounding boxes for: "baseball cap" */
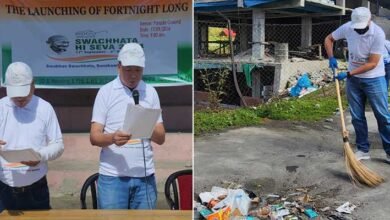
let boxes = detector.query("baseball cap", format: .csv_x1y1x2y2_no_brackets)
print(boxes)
351,7,371,29
5,62,33,98
118,43,145,67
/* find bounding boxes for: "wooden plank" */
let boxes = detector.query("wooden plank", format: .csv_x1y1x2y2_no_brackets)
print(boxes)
0,210,192,220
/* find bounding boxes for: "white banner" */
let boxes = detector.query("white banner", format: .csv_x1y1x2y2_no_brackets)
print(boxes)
0,0,192,87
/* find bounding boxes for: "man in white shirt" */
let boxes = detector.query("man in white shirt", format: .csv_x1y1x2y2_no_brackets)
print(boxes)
324,7,390,162
90,43,165,209
0,62,64,211
384,40,390,88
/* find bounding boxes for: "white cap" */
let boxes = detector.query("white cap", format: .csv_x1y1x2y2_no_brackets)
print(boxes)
5,62,33,98
351,7,371,29
118,43,145,67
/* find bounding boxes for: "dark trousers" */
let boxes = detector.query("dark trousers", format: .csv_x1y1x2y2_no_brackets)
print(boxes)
0,176,50,211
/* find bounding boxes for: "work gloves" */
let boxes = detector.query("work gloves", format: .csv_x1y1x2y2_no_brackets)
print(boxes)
329,57,338,70
334,72,348,81
330,57,349,81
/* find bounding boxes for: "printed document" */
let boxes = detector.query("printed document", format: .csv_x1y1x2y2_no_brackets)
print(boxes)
122,104,161,139
0,148,41,163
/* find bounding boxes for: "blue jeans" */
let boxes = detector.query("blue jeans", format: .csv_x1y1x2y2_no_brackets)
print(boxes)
97,174,157,209
0,176,50,212
385,63,390,89
346,76,390,155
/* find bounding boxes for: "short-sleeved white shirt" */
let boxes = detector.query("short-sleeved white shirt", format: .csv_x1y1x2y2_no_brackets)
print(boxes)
332,21,385,78
92,77,163,177
384,40,390,65
0,95,63,187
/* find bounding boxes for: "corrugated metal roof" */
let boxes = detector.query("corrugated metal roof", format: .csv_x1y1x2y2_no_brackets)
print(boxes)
195,0,344,15
194,0,286,10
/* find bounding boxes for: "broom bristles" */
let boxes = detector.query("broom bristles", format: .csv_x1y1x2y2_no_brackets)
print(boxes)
343,142,384,187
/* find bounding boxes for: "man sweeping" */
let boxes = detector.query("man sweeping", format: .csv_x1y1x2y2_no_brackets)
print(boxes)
324,7,390,163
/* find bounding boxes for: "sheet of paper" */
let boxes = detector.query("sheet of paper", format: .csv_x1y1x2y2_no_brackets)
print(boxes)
0,148,41,163
122,104,161,139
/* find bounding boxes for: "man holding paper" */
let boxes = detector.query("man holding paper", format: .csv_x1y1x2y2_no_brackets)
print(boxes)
90,43,166,209
0,62,64,210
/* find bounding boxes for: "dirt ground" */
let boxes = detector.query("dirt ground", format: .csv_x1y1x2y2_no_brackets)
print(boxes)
194,111,390,220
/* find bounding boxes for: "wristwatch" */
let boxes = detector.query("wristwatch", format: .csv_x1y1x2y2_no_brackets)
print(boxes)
347,71,352,79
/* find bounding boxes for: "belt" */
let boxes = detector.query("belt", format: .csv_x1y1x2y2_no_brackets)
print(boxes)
8,176,47,193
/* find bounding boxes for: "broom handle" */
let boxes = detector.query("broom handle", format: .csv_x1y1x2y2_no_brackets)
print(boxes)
334,69,348,140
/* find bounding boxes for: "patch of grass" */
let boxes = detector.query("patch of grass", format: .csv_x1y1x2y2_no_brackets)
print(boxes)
256,85,347,121
194,108,260,136
195,84,348,136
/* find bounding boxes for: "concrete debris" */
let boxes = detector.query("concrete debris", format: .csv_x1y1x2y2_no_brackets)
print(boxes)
284,63,348,99
286,69,333,97
290,57,306,63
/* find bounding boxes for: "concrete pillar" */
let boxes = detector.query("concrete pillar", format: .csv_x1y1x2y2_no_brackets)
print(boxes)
274,43,288,63
252,69,261,97
200,21,208,56
361,0,370,8
237,0,244,8
336,0,345,15
301,17,312,49
239,20,249,53
273,64,282,96
194,15,199,58
252,8,265,61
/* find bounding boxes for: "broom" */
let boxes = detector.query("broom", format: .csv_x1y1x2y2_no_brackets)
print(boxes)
334,69,384,187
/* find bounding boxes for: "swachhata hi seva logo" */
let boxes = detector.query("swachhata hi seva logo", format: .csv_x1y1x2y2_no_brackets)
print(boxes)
46,30,138,63
46,35,69,54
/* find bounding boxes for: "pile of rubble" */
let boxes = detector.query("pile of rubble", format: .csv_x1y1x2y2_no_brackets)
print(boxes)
195,185,357,220
286,69,333,90
284,61,348,98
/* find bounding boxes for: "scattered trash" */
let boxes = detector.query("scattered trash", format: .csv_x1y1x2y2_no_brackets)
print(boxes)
257,206,271,217
327,212,354,220
206,206,231,220
289,73,317,97
267,194,280,198
199,192,215,204
288,192,302,196
195,185,350,219
212,189,251,216
299,194,312,203
272,208,290,219
336,202,356,214
304,208,319,218
325,118,334,122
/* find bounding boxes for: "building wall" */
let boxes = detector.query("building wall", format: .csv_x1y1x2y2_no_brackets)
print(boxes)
0,85,192,133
